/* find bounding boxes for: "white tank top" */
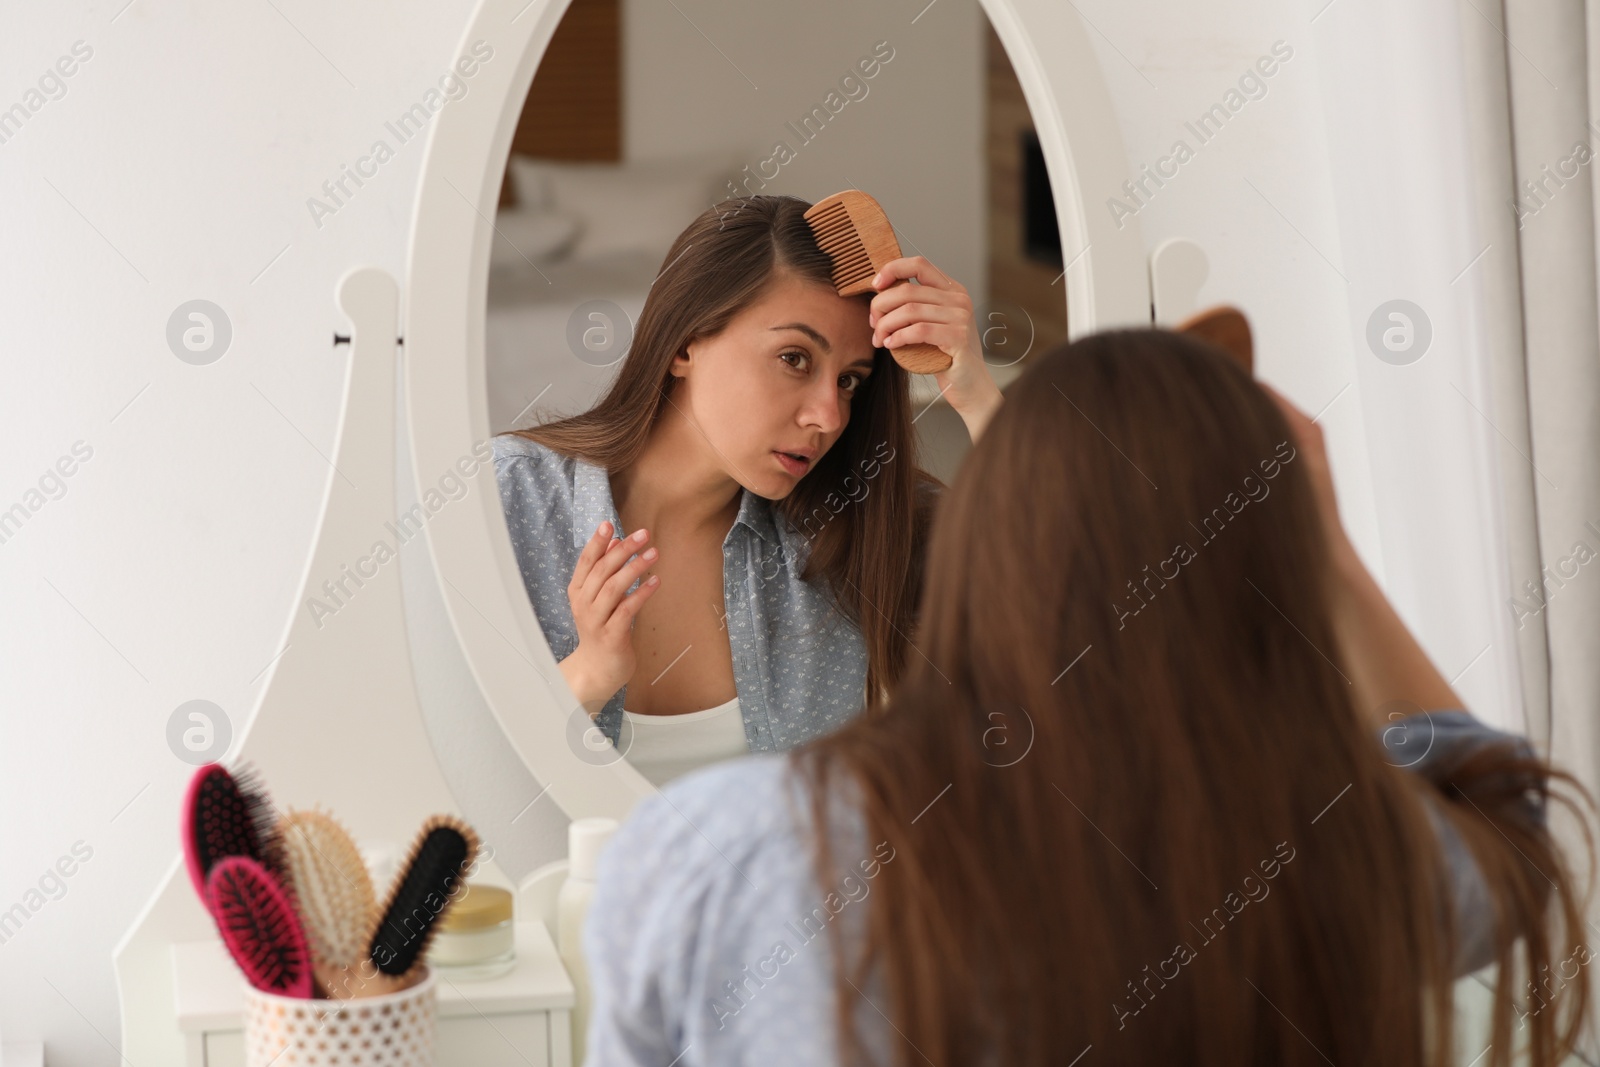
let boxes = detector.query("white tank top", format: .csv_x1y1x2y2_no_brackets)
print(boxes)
618,695,751,788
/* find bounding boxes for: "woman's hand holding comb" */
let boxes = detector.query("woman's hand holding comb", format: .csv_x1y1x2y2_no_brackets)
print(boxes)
867,256,1004,443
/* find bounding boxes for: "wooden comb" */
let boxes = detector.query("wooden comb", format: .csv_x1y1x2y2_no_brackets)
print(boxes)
1174,305,1253,375
803,190,954,375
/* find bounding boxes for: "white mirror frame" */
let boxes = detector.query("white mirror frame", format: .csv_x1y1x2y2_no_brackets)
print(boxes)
402,0,1152,828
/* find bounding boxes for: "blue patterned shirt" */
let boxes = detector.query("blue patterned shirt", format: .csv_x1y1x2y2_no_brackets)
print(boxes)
582,709,1530,1064
491,433,872,751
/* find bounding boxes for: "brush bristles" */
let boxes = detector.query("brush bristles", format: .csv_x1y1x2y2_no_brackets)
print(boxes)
366,814,481,977
805,202,875,291
207,855,313,997
229,762,288,881
184,762,287,903
279,808,376,972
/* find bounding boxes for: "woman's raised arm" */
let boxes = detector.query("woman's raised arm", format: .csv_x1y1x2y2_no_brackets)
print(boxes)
1260,382,1462,725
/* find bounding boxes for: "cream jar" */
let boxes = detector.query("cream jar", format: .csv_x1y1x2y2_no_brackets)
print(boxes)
427,882,516,980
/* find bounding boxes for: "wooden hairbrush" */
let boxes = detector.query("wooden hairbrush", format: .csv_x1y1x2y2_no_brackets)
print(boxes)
278,808,377,997
1175,305,1253,375
803,190,954,375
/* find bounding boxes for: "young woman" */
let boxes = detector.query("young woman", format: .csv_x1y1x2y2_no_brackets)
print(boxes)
582,328,1594,1066
493,194,1003,785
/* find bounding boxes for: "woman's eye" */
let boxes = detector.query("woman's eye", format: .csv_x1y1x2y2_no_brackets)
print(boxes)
781,349,864,395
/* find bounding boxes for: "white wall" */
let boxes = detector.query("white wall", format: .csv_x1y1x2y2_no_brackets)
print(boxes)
1070,0,1521,728
622,0,986,311
0,2,478,1060
0,0,1519,1060
1075,6,1386,574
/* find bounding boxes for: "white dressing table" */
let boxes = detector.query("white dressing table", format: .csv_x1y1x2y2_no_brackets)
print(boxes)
172,920,573,1067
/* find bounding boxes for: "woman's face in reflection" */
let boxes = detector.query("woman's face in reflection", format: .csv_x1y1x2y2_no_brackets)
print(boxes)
671,272,878,499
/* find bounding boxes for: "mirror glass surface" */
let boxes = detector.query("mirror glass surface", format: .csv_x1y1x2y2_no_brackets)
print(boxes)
481,0,1068,789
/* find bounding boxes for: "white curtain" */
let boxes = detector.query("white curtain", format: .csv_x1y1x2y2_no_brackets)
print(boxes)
1492,0,1600,765
1465,0,1600,1056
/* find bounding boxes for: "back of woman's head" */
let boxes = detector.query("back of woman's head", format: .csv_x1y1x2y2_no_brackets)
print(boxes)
794,327,1592,1066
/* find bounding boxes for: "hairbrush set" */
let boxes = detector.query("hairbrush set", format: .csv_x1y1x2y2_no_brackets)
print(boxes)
180,762,481,999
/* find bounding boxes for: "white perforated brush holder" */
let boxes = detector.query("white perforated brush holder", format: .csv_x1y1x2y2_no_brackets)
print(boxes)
243,966,437,1067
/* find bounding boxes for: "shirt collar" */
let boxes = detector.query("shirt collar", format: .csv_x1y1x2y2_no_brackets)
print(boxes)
571,456,782,551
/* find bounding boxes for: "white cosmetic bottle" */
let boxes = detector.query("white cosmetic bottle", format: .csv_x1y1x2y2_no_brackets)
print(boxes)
557,817,619,1066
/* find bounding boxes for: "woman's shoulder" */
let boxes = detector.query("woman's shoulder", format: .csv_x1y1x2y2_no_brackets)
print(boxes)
490,432,585,513
607,754,813,867
491,431,573,471
593,753,871,913
583,754,872,1063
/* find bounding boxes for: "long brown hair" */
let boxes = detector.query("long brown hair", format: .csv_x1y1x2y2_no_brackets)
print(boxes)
508,195,941,709
792,328,1594,1065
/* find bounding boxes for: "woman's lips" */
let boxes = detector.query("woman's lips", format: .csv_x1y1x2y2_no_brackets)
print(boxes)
774,451,809,477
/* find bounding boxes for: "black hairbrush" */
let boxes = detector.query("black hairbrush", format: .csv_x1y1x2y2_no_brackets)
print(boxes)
181,762,286,901
365,814,481,978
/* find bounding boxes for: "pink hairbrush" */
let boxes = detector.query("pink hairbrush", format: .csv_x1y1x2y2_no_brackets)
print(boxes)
181,762,284,901
205,854,314,997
